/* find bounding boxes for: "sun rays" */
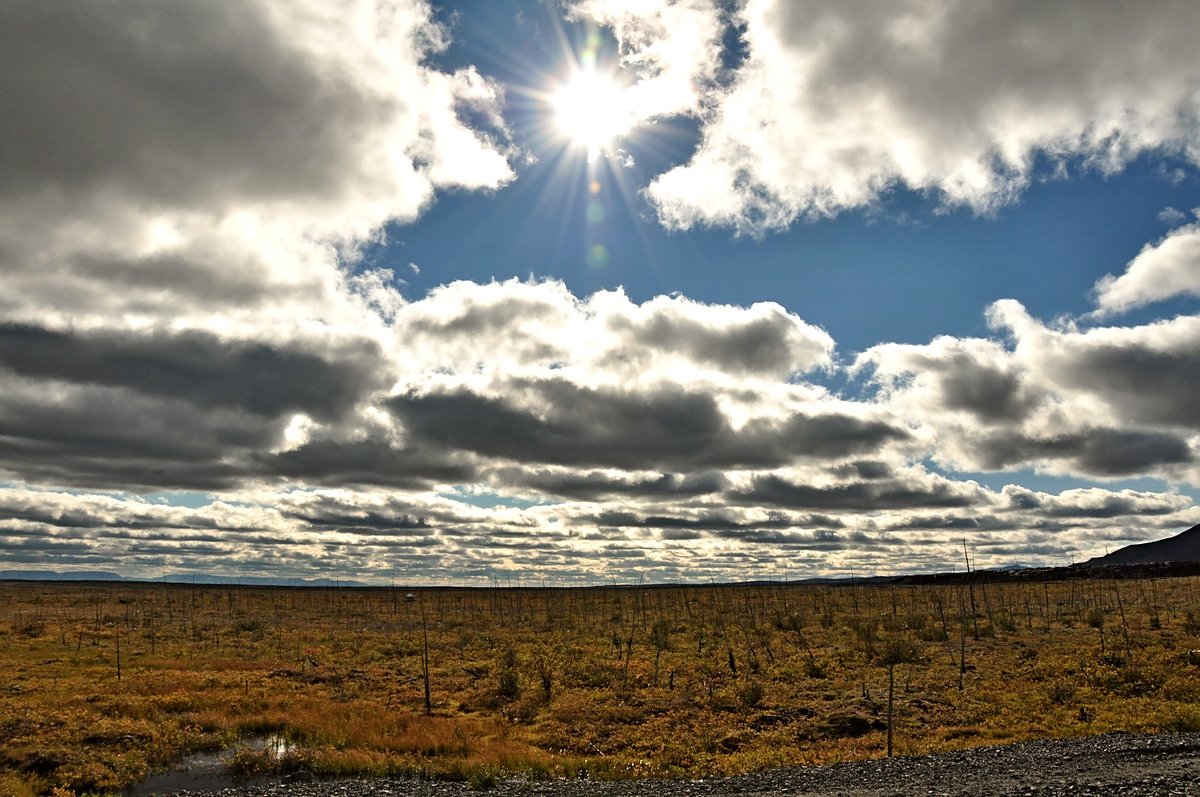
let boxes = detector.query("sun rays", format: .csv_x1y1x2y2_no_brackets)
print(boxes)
549,65,637,162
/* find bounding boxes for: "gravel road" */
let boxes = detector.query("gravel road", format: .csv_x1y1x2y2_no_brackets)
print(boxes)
149,732,1200,797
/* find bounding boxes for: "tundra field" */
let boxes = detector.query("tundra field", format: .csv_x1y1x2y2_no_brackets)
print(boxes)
4,575,1200,796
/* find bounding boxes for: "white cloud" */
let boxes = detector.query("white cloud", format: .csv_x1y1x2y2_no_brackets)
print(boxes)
1,0,1197,581
0,0,511,234
1093,224,1200,315
1158,207,1188,225
4,473,1197,582
859,300,1200,482
0,277,865,493
566,0,724,123
574,0,1200,231
390,279,834,385
0,0,512,333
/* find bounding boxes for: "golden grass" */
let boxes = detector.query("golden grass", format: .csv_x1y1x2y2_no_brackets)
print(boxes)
2,576,1200,794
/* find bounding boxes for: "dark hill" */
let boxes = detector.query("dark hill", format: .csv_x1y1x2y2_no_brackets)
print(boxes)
1085,523,1200,566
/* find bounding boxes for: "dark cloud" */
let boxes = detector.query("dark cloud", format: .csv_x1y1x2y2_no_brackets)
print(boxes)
390,378,907,470
659,528,703,541
591,509,814,532
97,528,298,546
0,382,266,490
390,381,742,469
0,502,256,533
282,508,432,535
879,514,1070,534
883,515,999,533
0,536,105,560
279,492,536,536
933,356,1043,423
863,307,1200,481
1052,339,1200,429
830,460,893,480
0,322,383,420
859,339,1045,424
407,292,568,342
317,536,443,552
0,505,161,531
712,528,849,548
258,439,476,489
968,427,1193,476
503,468,727,501
733,474,983,511
1041,497,1184,519
0,0,474,215
777,413,910,459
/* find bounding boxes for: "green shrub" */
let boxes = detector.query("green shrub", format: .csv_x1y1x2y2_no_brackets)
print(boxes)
737,680,764,709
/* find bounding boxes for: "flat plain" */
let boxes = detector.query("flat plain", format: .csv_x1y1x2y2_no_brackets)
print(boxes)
3,574,1200,796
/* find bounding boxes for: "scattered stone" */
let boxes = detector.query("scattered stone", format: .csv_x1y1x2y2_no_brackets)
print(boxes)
134,732,1200,797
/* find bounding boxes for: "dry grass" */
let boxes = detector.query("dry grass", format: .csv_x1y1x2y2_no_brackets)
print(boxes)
2,575,1200,795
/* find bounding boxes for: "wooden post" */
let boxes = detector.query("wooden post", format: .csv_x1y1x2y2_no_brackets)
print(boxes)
886,663,895,757
421,599,432,715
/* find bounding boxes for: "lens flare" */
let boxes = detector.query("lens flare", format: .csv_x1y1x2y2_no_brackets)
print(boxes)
586,243,609,269
551,67,636,161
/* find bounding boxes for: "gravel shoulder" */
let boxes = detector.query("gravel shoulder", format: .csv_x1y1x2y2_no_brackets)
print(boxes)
149,732,1200,797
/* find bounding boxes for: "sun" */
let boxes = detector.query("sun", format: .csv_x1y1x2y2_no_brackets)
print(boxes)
550,67,636,161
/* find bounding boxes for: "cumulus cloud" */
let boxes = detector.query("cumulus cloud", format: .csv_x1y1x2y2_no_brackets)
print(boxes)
860,299,1200,481
1093,223,1200,315
731,467,990,512
988,301,1200,432
0,376,278,491
0,264,865,495
566,0,724,122
503,467,728,502
3,475,1196,582
3,266,1194,576
0,0,518,494
859,335,1046,424
572,0,1200,231
0,0,512,338
392,280,834,381
0,0,510,232
1002,486,1194,519
390,377,905,471
2,0,1197,582
960,427,1193,478
0,323,384,421
596,292,834,377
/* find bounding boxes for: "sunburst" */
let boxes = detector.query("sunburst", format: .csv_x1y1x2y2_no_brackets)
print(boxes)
549,66,636,162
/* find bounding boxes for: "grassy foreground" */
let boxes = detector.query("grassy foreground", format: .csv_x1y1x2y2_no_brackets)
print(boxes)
3,575,1200,795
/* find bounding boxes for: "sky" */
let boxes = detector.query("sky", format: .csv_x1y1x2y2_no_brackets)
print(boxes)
1,0,1199,584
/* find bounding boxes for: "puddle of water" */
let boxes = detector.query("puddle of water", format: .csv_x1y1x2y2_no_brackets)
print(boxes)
245,733,295,757
124,735,294,797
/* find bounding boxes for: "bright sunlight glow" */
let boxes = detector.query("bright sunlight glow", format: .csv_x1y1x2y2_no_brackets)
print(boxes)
551,68,636,161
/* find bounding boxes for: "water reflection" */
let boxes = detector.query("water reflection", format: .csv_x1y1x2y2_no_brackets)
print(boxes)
124,735,294,796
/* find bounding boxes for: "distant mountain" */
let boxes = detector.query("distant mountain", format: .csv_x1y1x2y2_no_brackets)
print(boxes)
1085,523,1200,566
154,573,368,587
0,570,366,587
0,569,125,581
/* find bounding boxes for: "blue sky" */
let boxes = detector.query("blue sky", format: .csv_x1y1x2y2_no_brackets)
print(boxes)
389,150,1200,353
381,2,1200,351
1,0,1198,583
